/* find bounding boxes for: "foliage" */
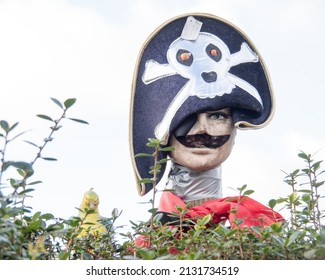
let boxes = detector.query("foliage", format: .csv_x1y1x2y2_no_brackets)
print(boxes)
0,103,324,259
134,138,174,230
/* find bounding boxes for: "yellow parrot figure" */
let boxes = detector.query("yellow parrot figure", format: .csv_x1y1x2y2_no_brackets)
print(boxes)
78,188,107,237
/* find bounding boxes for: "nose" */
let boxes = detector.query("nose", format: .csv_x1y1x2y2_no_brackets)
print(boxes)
201,71,217,83
188,114,209,134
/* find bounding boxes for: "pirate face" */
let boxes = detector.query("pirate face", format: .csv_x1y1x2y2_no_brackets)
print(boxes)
169,108,236,171
131,14,274,196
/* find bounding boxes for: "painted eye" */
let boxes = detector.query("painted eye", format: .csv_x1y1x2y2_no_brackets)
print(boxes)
176,49,193,66
209,112,230,121
206,43,222,62
210,113,224,120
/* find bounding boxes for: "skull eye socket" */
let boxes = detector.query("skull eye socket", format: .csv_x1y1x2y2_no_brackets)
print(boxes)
176,49,193,66
206,43,222,62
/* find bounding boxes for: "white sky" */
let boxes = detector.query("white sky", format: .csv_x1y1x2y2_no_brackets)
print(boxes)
0,0,324,235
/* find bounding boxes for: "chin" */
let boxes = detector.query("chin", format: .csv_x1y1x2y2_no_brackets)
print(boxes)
185,161,218,171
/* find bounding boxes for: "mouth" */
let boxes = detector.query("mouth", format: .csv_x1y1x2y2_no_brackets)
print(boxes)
176,133,230,149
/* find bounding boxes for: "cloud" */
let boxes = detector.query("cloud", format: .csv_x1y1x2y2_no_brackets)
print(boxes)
0,0,126,212
0,0,119,118
282,132,325,161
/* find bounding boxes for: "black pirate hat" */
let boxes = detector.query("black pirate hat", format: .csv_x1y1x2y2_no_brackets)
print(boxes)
130,13,275,196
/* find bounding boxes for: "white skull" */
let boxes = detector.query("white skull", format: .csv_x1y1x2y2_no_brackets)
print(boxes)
166,32,234,98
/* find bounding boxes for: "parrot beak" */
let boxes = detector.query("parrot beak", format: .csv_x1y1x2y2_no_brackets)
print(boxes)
88,201,97,210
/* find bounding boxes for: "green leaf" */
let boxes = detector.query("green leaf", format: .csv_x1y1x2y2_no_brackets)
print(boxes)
112,208,121,219
18,188,35,195
27,181,42,186
312,161,322,171
7,122,19,133
138,178,153,184
286,231,301,247
159,146,175,152
157,158,171,164
320,229,325,244
58,250,70,260
148,138,160,144
272,235,285,246
8,130,29,143
298,151,309,160
237,184,247,193
243,189,254,196
314,181,324,188
301,194,311,202
0,120,9,132
276,197,288,204
146,142,159,148
298,189,312,193
68,118,89,124
64,98,77,109
31,212,41,221
40,213,55,220
50,97,64,109
24,220,43,232
137,248,156,260
41,157,58,161
150,164,161,170
301,168,310,174
46,223,64,232
2,161,34,175
135,153,153,158
24,140,40,148
291,169,300,177
17,169,25,176
268,199,277,209
146,138,161,147
148,208,158,214
50,125,62,131
37,114,53,122
175,205,185,212
270,222,283,233
200,214,212,226
251,226,262,235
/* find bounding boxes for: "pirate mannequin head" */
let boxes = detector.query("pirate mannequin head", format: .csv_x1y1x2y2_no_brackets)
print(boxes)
130,14,274,198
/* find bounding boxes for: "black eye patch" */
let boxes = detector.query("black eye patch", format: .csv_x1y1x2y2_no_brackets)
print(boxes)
173,114,197,137
206,43,222,62
176,49,193,66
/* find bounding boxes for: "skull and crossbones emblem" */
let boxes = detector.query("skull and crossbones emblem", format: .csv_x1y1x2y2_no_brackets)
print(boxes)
142,18,263,144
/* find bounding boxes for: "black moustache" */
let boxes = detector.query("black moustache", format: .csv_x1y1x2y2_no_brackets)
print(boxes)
176,134,230,149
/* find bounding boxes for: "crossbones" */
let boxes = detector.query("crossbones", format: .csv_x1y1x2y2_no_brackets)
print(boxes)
142,29,262,144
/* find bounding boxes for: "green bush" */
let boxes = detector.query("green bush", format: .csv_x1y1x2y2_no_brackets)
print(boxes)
0,101,324,260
